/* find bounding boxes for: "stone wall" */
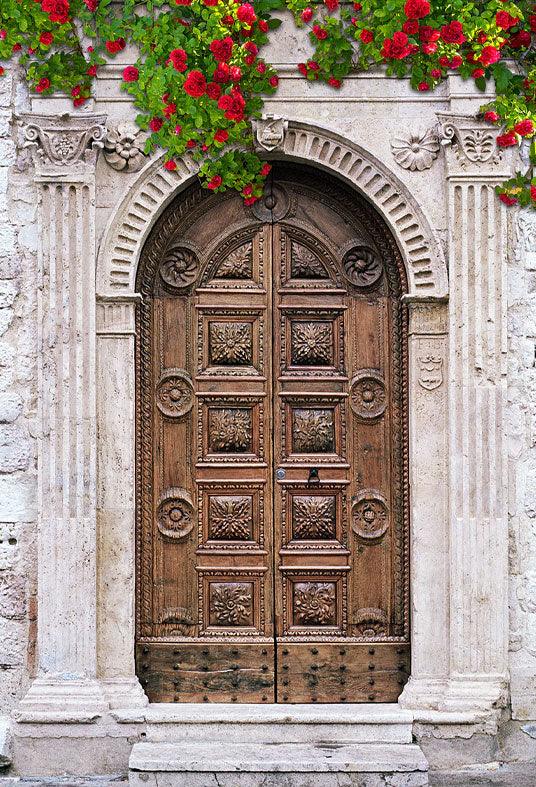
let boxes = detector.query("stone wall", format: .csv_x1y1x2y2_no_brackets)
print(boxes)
0,69,36,714
508,209,536,720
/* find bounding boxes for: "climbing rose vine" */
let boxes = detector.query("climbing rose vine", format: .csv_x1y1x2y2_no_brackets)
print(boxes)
1,0,536,206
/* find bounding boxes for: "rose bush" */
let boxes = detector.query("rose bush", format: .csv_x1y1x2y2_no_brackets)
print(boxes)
0,0,535,206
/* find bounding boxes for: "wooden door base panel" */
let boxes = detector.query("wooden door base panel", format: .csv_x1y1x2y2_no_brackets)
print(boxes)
137,642,275,703
276,642,409,703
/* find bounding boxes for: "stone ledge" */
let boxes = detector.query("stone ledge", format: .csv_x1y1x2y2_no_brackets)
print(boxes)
129,742,428,774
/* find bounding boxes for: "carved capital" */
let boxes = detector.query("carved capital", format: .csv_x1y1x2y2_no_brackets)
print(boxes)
252,114,288,152
18,112,107,178
437,112,515,179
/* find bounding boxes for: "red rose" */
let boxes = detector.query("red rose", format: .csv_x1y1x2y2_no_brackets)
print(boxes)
236,3,256,25
206,82,222,100
207,174,223,190
105,38,126,54
163,103,177,118
123,66,139,82
417,81,430,91
418,25,440,43
244,41,258,55
39,32,53,46
510,31,531,48
222,14,234,25
186,139,196,148
360,29,373,44
449,54,463,68
41,0,70,24
175,0,192,4
531,15,536,33
440,21,465,45
260,163,271,176
328,76,341,88
480,46,500,66
230,66,242,82
0,67,4,77
35,77,51,93
217,89,246,121
531,185,536,201
0,30,6,40
87,65,97,76
83,0,98,10
258,19,269,32
174,124,182,135
213,63,230,83
298,62,308,76
312,25,328,40
381,31,412,59
403,0,430,19
499,193,517,206
214,129,229,143
184,70,206,98
204,0,218,5
301,7,313,22
164,160,177,171
472,68,485,79
430,68,442,78
210,37,233,62
257,61,266,74
268,75,278,87
495,11,518,30
168,48,187,71
484,111,499,123
149,118,164,133
402,19,419,34
244,196,258,205
73,96,87,107
496,131,517,147
421,42,437,54
514,119,534,136
324,0,339,11
307,60,319,71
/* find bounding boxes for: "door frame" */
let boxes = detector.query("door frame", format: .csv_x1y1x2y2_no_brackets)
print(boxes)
93,122,454,711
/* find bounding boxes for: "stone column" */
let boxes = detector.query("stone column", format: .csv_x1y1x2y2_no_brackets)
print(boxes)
399,297,450,711
438,113,513,712
17,113,108,720
96,295,147,709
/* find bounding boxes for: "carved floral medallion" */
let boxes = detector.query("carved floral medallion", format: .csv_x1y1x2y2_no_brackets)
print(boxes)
103,122,147,172
156,369,194,418
292,408,335,454
352,492,389,541
157,488,195,540
291,242,328,279
353,607,388,637
293,581,337,626
159,244,199,290
350,372,386,420
342,245,383,288
209,322,253,366
209,582,254,626
208,495,254,541
390,127,439,171
290,321,333,366
215,243,253,279
209,407,253,453
292,495,336,540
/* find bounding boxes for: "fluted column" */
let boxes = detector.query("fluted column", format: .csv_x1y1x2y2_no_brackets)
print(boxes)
17,113,108,720
439,113,513,712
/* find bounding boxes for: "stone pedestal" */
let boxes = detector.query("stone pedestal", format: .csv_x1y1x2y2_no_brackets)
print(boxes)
16,113,109,720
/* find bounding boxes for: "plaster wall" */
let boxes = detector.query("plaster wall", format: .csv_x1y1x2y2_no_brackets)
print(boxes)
0,13,535,775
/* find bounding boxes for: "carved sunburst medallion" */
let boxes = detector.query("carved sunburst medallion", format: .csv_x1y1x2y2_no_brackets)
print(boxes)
209,407,253,453
342,245,382,288
157,488,195,540
353,607,388,637
208,495,254,541
293,581,337,626
292,408,335,454
209,322,253,366
352,492,389,541
159,244,199,290
156,369,194,419
292,495,337,540
290,321,333,366
209,582,254,627
350,371,386,420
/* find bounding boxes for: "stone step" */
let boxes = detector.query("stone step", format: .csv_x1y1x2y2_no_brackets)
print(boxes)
142,703,414,744
129,741,429,787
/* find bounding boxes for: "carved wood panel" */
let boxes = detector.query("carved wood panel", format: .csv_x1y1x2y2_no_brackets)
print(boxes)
135,166,409,703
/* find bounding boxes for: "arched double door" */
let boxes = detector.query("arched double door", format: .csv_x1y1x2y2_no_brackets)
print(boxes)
135,164,410,703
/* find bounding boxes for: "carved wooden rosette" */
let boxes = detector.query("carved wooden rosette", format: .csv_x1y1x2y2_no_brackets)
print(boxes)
135,165,409,704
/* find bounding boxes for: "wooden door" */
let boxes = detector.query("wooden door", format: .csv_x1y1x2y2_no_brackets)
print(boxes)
135,165,409,703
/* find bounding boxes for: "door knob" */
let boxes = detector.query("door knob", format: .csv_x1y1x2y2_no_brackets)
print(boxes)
307,467,320,486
